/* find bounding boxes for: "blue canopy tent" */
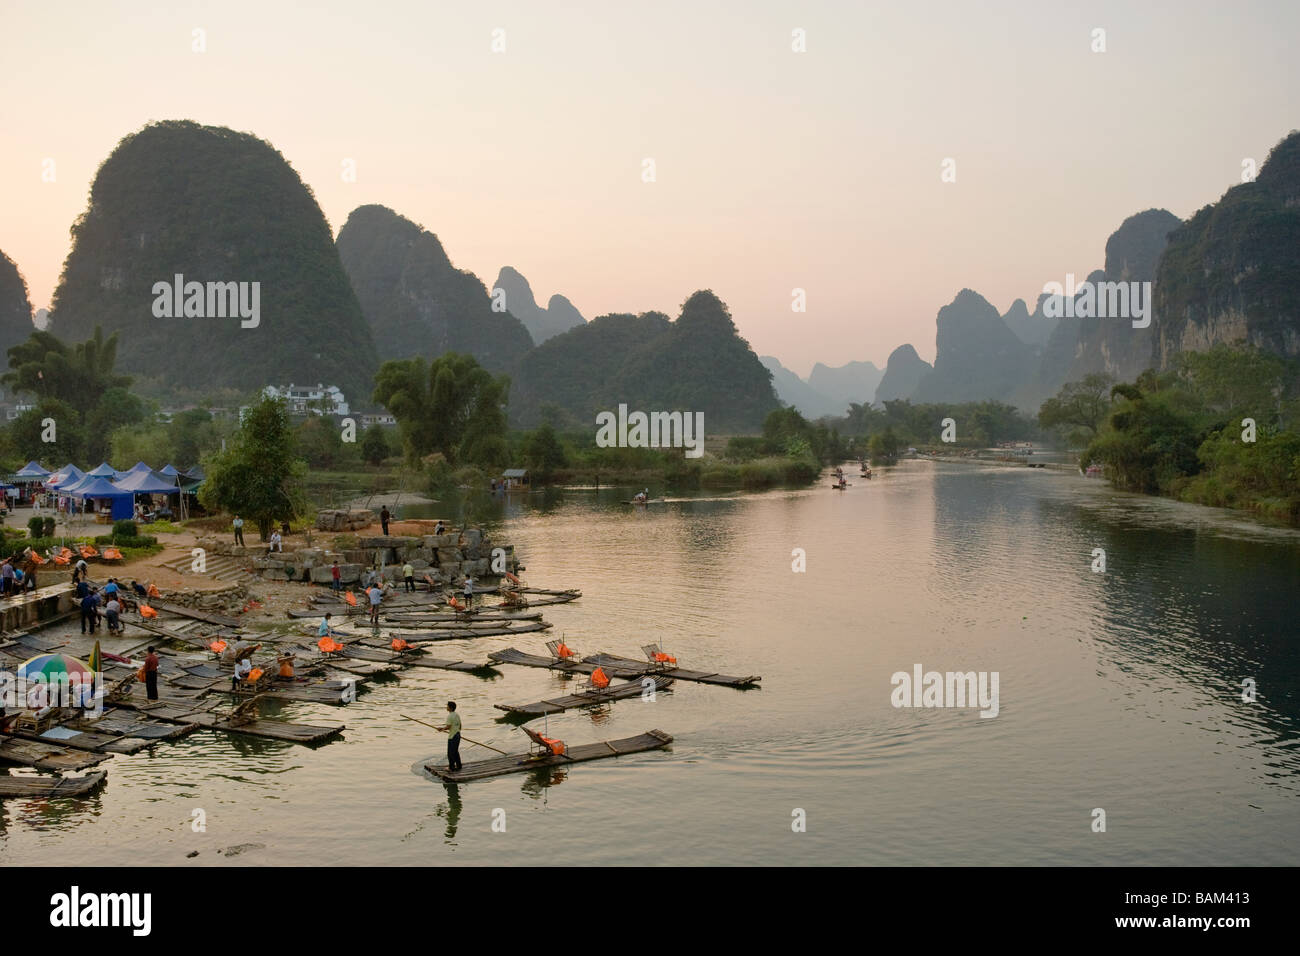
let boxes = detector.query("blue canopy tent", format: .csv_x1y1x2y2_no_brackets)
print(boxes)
70,475,134,520
47,464,86,489
114,469,177,494
159,464,180,477
8,460,50,505
87,462,117,478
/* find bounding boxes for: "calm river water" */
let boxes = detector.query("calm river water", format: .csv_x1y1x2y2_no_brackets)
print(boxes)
3,460,1298,865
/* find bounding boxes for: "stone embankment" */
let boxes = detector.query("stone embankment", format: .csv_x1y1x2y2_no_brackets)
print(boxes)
195,512,518,586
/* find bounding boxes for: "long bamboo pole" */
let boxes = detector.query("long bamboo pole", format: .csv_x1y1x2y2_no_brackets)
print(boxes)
399,713,507,755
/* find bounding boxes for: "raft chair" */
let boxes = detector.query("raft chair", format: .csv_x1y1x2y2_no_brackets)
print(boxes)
545,638,579,664
53,548,72,565
521,724,566,759
233,666,271,694
642,643,678,671
79,545,99,560
317,635,346,655
579,666,612,695
101,547,124,562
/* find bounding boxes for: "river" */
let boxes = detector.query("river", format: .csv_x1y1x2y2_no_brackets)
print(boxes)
3,460,1297,865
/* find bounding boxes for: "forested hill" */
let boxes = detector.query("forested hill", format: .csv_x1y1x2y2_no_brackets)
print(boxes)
49,121,378,400
337,205,534,372
0,249,33,359
1155,130,1300,368
509,290,780,431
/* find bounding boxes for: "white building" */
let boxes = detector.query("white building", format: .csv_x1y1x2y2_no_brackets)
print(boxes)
262,383,349,416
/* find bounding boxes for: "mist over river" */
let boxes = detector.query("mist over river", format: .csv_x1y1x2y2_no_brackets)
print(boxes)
3,460,1297,866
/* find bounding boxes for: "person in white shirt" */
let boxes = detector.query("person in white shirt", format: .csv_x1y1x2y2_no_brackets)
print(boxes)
233,656,253,689
268,530,282,554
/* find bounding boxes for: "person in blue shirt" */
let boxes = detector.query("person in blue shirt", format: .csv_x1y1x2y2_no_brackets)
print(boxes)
80,590,101,635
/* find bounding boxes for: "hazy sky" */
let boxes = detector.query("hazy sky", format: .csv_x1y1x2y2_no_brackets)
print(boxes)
2,1,1297,375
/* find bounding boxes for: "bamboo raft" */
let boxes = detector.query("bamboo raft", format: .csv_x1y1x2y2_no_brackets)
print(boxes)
378,619,553,637
0,736,113,771
488,647,761,688
385,610,544,623
495,675,674,717
425,729,673,782
0,770,107,799
115,697,345,744
303,640,498,673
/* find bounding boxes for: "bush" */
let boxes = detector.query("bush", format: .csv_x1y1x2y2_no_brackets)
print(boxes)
113,519,139,537
93,534,158,548
42,516,55,537
0,536,88,559
27,516,43,538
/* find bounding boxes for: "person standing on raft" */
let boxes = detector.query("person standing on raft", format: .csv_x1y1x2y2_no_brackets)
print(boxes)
143,646,160,701
437,701,463,772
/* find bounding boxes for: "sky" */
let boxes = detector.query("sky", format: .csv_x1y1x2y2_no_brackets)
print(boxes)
1,0,1297,376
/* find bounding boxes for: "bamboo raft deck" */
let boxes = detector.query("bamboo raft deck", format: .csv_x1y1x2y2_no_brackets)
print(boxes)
113,696,345,744
494,675,674,717
384,610,544,623
319,641,500,673
487,647,761,688
377,619,553,637
0,736,113,771
0,770,107,799
425,730,672,782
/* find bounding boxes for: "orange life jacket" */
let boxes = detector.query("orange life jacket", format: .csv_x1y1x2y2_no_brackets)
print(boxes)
556,643,574,659
391,638,410,652
278,658,294,678
140,605,158,619
653,652,678,664
246,667,264,682
210,640,228,654
147,584,160,598
590,667,610,689
540,735,566,756
344,591,357,607
318,636,344,653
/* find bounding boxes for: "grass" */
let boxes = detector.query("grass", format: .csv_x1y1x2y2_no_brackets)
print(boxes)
146,520,186,534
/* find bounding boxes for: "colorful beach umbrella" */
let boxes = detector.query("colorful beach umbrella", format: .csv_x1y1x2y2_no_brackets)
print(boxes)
18,652,92,682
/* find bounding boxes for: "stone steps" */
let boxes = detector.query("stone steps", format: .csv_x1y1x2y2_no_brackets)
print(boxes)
159,553,256,585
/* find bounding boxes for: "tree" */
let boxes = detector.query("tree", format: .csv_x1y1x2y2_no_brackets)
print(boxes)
85,386,146,461
4,326,132,416
1039,373,1116,446
372,352,510,465
198,396,306,540
521,424,568,480
294,415,343,468
110,423,174,467
168,408,222,467
868,427,902,464
360,424,390,465
9,398,86,463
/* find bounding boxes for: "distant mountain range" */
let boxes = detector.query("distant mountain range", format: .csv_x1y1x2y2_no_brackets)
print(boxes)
511,291,779,431
336,204,534,373
759,357,883,417
10,122,1298,426
492,267,585,344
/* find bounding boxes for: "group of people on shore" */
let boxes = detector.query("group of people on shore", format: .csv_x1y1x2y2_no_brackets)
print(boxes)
77,576,149,635
0,556,37,596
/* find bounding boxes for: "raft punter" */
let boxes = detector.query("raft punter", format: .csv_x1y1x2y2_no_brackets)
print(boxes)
437,701,463,772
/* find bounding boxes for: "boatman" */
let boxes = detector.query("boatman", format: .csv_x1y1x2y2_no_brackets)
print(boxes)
402,561,415,593
462,575,473,608
143,646,160,701
437,701,463,772
318,612,335,638
232,514,245,547
367,582,383,625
